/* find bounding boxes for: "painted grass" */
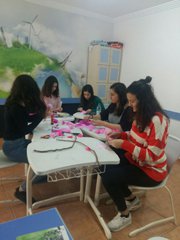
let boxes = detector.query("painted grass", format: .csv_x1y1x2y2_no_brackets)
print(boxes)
0,89,9,98
0,44,59,73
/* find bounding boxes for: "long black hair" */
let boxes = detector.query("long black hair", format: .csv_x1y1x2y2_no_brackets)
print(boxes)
110,82,128,116
42,75,59,97
80,84,94,108
127,76,169,131
6,74,46,116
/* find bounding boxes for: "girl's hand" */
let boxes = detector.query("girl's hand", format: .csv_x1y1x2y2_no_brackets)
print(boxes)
86,109,92,113
83,115,91,120
58,106,63,112
108,139,124,149
91,119,105,126
106,132,121,140
78,107,83,112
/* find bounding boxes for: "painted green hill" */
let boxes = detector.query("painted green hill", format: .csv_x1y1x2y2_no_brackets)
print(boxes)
0,42,80,98
0,42,60,75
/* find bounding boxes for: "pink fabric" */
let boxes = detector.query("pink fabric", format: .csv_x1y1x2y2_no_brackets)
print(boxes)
49,119,118,139
43,96,61,111
53,118,58,124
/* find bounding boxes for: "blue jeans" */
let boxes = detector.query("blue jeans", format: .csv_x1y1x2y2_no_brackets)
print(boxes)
3,138,46,191
3,138,31,163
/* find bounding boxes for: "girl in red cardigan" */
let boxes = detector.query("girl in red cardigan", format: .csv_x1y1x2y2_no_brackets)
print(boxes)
101,76,169,232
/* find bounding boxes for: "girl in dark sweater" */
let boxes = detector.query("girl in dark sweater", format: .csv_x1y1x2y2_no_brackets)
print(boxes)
3,74,46,203
78,84,105,114
91,82,133,132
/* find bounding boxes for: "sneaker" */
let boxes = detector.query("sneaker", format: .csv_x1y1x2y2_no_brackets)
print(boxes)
126,197,141,211
108,212,132,232
14,187,36,204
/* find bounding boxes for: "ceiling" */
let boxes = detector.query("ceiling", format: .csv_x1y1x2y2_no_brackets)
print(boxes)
53,0,174,18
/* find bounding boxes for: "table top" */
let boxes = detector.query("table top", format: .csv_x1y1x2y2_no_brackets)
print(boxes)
27,137,120,175
0,208,73,240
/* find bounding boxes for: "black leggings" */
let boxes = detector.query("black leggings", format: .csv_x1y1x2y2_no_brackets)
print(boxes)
101,149,161,212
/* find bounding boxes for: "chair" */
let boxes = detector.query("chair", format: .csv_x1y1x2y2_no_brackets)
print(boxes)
93,134,180,238
129,134,180,237
0,149,23,203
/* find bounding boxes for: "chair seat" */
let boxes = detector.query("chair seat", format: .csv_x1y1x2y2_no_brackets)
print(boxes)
130,176,168,190
0,150,18,168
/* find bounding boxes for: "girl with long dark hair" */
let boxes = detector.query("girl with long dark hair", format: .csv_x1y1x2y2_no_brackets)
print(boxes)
78,84,105,114
42,75,62,114
3,74,46,203
92,82,133,131
101,76,169,232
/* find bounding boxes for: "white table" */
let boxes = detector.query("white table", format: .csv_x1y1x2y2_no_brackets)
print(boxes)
26,119,83,215
27,119,120,239
26,135,119,216
80,124,118,239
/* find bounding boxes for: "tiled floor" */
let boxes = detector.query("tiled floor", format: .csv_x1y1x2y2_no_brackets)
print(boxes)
0,144,180,239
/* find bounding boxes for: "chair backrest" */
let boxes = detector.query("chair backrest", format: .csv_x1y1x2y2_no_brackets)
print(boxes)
166,134,180,171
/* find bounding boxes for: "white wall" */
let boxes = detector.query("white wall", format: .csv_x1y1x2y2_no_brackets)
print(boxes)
114,4,180,137
114,5,180,113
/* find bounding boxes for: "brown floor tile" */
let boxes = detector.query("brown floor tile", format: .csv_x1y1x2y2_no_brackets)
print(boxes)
0,208,14,223
11,203,26,219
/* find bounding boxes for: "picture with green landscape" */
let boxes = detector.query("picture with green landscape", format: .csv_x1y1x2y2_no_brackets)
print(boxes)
0,9,87,100
16,226,69,240
0,40,80,99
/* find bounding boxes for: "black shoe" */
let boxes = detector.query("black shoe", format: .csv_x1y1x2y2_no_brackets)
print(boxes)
14,187,36,204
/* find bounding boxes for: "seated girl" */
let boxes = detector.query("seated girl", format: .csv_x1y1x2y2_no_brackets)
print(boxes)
78,84,105,114
42,75,62,115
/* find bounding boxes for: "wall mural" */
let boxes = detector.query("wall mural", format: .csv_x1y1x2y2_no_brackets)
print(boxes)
0,14,84,99
0,0,113,101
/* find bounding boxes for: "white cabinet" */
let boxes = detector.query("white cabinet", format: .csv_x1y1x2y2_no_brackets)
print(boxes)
87,45,123,103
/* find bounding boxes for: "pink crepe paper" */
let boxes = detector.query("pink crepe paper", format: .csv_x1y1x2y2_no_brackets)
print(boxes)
77,134,83,138
55,130,63,136
85,146,91,151
50,132,56,138
67,135,73,138
53,118,58,124
60,128,71,133
62,121,75,129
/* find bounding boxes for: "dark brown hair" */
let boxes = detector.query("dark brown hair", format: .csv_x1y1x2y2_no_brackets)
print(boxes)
127,76,169,131
42,75,59,97
6,74,46,116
